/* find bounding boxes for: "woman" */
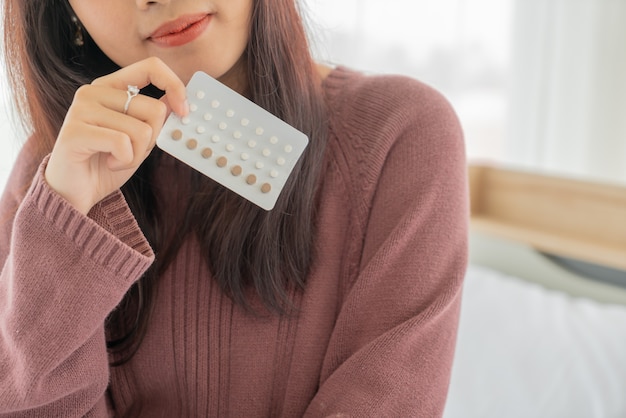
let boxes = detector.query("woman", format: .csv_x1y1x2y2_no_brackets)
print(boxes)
0,0,468,416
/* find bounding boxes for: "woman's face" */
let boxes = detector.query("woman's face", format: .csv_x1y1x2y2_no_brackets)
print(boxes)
69,0,253,88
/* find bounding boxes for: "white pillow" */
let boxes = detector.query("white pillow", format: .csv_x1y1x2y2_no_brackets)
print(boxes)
444,264,626,418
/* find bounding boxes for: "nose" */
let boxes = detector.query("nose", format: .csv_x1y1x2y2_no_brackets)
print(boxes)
136,0,170,9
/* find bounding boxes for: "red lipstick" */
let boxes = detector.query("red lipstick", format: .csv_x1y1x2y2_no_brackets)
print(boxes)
149,13,211,47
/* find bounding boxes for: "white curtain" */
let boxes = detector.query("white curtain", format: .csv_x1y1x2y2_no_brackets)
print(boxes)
506,0,626,185
306,0,513,164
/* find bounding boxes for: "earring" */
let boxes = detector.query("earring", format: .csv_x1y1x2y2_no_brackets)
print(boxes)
71,16,84,47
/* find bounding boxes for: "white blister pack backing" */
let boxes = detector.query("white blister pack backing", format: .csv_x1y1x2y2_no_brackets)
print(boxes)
156,71,309,210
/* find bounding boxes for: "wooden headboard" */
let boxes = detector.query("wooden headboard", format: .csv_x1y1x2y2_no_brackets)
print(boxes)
469,164,626,271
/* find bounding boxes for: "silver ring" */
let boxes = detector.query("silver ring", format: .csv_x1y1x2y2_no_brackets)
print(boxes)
123,85,140,114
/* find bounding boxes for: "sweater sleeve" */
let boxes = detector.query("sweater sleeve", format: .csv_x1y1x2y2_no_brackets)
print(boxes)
0,142,154,416
305,76,468,417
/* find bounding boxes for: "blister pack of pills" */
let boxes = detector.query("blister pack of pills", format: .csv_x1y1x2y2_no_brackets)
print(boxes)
156,71,309,210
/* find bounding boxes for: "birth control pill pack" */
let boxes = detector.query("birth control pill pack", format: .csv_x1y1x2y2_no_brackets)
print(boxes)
156,71,309,210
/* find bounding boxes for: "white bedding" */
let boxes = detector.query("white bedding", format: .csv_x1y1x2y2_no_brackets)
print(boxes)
444,264,626,418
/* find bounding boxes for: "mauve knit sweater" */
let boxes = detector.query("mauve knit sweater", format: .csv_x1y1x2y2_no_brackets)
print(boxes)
0,67,468,417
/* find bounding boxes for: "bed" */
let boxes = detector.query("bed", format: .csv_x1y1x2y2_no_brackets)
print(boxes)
443,164,626,418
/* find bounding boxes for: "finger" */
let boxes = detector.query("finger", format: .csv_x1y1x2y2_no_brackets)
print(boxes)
91,57,188,116
159,95,174,119
61,103,152,169
122,92,168,134
72,85,166,147
88,108,156,168
62,122,135,168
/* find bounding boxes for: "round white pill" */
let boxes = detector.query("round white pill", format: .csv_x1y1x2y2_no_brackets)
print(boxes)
203,113,212,121
269,136,279,144
190,103,198,112
226,110,235,117
219,122,228,130
211,135,220,143
196,90,205,99
255,127,264,136
284,145,293,153
256,161,264,169
241,153,250,161
248,140,257,148
233,131,242,139
226,144,235,152
211,100,220,108
277,157,286,166
181,116,191,125
270,169,279,178
196,126,205,134
241,118,249,126
262,148,271,157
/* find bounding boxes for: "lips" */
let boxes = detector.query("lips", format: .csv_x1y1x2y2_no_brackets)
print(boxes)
148,13,211,47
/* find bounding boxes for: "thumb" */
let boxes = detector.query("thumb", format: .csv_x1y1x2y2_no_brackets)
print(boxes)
159,95,174,119
160,93,189,120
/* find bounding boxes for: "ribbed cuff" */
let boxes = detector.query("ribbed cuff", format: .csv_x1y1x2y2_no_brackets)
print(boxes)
26,156,154,280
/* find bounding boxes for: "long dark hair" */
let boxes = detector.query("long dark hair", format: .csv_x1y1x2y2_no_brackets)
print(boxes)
3,0,327,364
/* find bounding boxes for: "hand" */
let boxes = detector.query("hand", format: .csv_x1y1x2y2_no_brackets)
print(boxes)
45,57,189,214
